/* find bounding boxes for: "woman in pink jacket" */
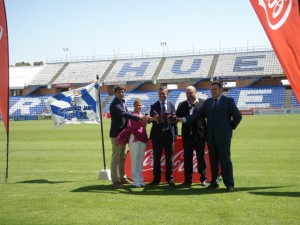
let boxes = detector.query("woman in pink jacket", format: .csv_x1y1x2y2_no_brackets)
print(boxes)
116,98,149,187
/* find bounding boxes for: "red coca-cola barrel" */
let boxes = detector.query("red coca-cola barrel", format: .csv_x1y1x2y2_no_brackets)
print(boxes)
125,136,215,183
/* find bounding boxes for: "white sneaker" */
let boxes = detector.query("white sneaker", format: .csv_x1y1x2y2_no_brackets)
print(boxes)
200,180,208,187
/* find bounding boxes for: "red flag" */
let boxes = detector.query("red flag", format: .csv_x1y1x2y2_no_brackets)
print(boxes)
0,0,9,134
250,0,300,103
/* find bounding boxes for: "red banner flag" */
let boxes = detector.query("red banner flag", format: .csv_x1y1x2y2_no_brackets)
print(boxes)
0,0,9,134
250,0,300,103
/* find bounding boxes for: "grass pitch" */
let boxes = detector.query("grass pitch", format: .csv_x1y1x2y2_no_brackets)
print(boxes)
0,115,300,225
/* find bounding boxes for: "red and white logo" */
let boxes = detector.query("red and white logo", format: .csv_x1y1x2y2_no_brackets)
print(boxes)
251,0,300,104
125,139,214,183
257,0,293,30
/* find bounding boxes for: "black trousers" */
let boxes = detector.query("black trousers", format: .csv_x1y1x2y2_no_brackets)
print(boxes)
151,130,174,182
207,139,233,188
182,135,207,183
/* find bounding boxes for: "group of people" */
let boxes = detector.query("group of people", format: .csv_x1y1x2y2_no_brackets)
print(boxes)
109,81,242,191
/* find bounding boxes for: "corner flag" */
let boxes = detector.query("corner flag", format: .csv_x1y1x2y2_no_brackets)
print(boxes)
0,0,9,134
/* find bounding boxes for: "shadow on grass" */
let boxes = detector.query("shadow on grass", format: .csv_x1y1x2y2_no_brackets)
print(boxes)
249,191,300,198
15,179,72,184
71,184,293,196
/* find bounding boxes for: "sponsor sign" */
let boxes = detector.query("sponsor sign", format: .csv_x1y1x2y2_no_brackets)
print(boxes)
125,136,214,183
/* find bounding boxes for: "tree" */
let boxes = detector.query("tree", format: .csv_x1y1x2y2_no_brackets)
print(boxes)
33,61,44,66
15,62,31,66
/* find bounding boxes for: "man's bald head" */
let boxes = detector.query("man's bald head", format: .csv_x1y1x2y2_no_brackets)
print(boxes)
186,86,196,92
186,86,197,104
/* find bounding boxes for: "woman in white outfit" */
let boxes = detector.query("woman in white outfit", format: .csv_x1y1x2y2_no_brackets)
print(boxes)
116,99,149,187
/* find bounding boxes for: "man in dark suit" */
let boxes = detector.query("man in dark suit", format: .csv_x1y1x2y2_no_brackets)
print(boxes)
149,86,177,185
176,86,207,187
109,84,147,188
179,81,242,191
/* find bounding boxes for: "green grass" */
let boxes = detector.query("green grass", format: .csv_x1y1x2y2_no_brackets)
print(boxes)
0,115,300,225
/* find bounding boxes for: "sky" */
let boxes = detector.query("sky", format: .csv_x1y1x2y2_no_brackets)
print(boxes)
5,0,271,65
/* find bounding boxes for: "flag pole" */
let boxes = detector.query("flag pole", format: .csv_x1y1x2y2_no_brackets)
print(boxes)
5,10,9,182
96,75,110,180
5,129,9,182
96,75,106,169
4,79,9,183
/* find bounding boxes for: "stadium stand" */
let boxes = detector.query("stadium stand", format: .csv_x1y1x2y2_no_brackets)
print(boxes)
104,58,161,83
214,51,283,78
53,61,112,84
27,63,65,86
291,92,300,108
228,86,285,110
9,96,50,116
12,49,285,87
157,55,214,82
9,66,43,89
8,86,294,118
5,48,300,119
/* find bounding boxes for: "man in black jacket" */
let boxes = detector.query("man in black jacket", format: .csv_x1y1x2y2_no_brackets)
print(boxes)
179,82,242,191
176,86,207,187
149,86,177,185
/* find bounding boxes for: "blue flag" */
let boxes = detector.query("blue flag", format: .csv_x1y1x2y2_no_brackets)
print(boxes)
45,83,100,128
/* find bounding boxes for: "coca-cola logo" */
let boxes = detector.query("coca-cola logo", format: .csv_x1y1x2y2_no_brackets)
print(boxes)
142,149,154,172
258,0,293,30
125,142,212,182
142,148,206,173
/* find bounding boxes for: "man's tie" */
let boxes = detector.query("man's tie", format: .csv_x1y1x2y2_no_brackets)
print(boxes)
189,103,195,113
120,99,126,110
189,103,195,135
162,102,169,129
212,99,218,114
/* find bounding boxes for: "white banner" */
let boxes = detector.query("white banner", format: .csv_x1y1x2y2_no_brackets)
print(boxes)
253,108,300,115
45,83,100,128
